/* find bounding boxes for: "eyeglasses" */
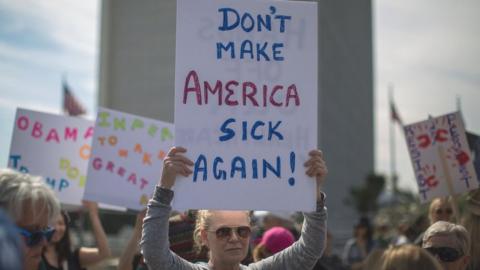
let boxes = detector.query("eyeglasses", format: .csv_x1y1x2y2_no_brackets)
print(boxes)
435,208,453,215
208,226,251,240
17,227,56,247
425,247,463,262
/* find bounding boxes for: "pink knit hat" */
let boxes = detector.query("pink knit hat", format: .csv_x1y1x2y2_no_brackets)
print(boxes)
260,226,295,254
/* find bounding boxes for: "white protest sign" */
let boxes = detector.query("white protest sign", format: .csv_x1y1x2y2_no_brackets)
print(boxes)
84,108,174,210
404,111,479,203
8,108,93,206
174,0,318,211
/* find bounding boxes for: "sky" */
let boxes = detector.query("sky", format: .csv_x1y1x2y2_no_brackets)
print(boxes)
0,0,479,194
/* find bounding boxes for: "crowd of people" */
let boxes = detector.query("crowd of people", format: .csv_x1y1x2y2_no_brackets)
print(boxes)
1,147,479,270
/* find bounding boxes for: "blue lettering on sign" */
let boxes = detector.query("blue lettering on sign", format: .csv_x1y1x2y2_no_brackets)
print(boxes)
219,118,284,142
45,177,70,192
192,154,292,186
216,6,291,61
9,155,29,173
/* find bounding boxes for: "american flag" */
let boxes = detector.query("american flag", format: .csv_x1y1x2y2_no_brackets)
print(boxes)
390,101,403,126
63,81,86,116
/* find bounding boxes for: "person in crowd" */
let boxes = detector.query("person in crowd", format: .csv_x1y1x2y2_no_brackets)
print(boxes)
380,244,443,270
118,210,147,270
169,210,209,262
141,147,328,269
41,201,111,270
390,218,410,246
428,197,454,224
373,217,391,249
249,210,299,264
119,209,209,270
360,248,385,270
0,168,60,270
422,221,471,270
0,209,24,270
313,231,347,270
253,211,299,240
252,226,294,262
414,197,454,245
404,214,429,243
461,189,480,270
342,217,375,269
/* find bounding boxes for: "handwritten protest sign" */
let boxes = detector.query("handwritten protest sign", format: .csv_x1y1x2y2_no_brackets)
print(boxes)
404,112,479,203
174,0,318,211
84,108,174,210
8,108,93,206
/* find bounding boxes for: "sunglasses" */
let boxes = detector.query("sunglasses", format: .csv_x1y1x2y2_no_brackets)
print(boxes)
435,208,453,215
425,247,463,262
209,226,251,240
17,227,56,247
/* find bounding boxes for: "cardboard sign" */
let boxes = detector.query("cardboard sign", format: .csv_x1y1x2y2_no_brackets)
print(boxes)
8,108,93,206
404,112,479,202
174,0,318,211
84,108,174,210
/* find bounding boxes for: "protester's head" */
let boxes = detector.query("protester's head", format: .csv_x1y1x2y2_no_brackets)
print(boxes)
252,226,294,262
194,210,251,265
50,211,73,263
354,216,373,240
0,169,60,270
422,221,470,270
429,197,453,224
50,211,69,244
381,244,442,270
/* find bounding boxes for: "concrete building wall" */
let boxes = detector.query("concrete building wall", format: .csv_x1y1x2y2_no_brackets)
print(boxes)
98,0,373,250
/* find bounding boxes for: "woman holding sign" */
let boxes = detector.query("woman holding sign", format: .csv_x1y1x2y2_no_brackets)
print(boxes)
41,201,111,270
141,147,327,270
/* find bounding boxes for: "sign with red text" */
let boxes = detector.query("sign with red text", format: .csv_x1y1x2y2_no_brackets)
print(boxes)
8,108,93,206
174,0,318,211
84,108,174,210
404,112,479,203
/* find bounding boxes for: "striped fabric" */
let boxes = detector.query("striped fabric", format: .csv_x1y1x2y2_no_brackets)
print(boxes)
63,82,86,116
168,213,208,262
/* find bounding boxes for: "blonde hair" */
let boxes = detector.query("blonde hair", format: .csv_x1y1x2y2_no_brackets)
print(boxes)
193,210,214,250
252,243,271,262
381,245,442,270
428,197,452,224
362,248,385,270
0,168,60,224
193,210,251,251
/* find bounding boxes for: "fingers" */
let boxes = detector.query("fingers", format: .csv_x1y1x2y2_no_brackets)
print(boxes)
159,147,194,188
164,146,194,175
164,160,192,176
309,149,323,158
306,163,327,178
165,154,194,166
81,200,99,212
167,146,187,156
303,150,323,167
304,149,327,178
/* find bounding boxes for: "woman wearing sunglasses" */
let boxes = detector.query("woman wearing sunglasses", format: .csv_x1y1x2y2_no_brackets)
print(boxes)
0,169,60,270
142,147,328,270
40,201,111,270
